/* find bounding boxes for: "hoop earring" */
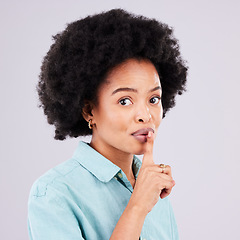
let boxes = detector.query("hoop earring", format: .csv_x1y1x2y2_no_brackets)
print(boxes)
88,119,93,129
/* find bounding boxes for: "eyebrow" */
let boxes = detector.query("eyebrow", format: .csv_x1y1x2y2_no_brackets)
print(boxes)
111,86,161,95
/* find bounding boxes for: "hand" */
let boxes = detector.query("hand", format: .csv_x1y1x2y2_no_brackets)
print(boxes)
129,131,175,215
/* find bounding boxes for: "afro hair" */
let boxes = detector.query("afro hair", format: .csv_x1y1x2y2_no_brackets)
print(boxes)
37,8,188,140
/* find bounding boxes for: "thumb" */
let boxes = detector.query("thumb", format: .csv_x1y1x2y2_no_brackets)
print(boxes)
142,131,154,166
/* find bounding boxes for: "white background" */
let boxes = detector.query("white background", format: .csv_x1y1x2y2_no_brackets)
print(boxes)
0,0,239,239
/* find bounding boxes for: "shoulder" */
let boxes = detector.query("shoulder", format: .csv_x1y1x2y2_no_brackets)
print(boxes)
29,158,82,199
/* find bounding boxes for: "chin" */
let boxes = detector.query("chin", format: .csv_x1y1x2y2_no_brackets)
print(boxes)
130,145,147,155
134,151,144,156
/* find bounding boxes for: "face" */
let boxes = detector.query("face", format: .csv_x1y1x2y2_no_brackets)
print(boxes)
89,58,163,156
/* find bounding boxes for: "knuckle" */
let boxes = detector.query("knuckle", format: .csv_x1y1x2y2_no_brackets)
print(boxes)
166,165,171,171
168,175,173,181
168,181,174,188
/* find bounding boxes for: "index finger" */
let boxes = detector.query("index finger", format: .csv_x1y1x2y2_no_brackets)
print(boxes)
142,131,155,166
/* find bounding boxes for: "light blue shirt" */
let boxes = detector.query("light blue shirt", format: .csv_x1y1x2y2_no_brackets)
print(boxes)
28,141,179,240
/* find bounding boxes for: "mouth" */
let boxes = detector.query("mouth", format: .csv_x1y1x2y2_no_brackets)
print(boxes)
131,128,154,143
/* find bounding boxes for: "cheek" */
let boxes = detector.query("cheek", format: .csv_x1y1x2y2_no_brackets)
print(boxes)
109,109,130,130
154,105,163,128
155,115,161,128
97,105,128,131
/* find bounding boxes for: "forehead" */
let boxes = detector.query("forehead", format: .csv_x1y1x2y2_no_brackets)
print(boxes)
103,58,161,88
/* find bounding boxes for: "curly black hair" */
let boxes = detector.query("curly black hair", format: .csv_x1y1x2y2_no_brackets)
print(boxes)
37,8,188,140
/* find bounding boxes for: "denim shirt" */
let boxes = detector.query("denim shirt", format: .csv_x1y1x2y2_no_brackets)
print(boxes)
28,141,179,240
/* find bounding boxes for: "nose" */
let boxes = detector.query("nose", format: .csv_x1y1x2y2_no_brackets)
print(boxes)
135,105,152,123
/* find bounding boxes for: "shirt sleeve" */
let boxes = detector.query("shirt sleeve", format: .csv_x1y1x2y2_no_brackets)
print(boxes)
168,199,179,240
28,184,84,240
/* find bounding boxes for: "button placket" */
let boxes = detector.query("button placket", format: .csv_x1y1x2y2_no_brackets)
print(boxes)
114,171,133,193
117,172,123,179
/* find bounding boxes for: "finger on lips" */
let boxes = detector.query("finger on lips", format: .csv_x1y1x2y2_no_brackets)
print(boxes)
142,131,175,198
143,132,173,178
142,131,154,166
146,131,154,153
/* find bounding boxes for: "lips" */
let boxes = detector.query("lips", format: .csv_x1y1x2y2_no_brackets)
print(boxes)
131,128,154,143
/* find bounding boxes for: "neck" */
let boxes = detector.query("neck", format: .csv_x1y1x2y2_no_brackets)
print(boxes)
89,139,135,182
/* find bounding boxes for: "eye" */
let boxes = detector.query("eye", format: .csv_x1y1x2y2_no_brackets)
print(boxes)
119,98,132,106
150,96,161,105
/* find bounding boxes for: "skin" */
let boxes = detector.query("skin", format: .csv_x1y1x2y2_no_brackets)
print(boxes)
86,58,162,182
83,58,175,239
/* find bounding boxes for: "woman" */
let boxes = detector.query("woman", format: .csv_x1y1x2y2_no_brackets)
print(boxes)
28,9,187,240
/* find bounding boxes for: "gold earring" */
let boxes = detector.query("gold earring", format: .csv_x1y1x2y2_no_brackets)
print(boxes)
88,119,93,129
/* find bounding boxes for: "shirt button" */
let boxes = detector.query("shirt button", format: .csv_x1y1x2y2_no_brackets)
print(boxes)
117,172,123,178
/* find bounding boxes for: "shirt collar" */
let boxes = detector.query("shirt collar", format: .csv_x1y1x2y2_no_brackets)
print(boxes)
132,155,142,179
72,141,142,182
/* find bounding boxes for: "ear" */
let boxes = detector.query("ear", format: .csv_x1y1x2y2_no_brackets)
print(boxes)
81,101,94,122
